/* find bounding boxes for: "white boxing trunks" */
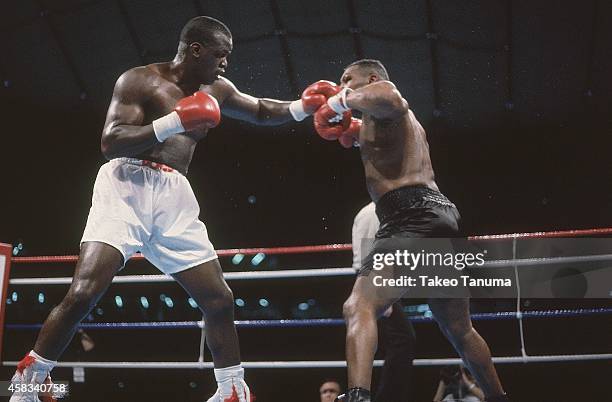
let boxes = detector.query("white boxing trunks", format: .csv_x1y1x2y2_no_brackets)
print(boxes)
81,158,217,274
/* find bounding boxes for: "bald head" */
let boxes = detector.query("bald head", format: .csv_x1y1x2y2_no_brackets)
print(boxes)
345,59,389,81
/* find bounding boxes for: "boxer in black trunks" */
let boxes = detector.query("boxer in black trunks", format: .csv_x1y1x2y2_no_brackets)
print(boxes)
313,59,509,402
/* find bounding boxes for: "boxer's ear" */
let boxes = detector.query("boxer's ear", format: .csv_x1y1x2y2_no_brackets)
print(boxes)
369,73,379,84
190,42,202,58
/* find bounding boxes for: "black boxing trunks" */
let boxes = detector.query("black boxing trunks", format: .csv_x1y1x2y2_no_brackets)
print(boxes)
358,185,460,277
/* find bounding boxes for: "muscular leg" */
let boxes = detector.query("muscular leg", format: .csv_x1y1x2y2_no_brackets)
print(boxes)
172,259,240,368
34,241,123,359
343,273,398,391
428,298,505,398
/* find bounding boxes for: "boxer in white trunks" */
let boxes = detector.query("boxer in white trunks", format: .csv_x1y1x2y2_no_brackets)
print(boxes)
9,15,344,402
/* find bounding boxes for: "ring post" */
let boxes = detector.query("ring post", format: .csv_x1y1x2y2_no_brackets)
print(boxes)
0,243,13,361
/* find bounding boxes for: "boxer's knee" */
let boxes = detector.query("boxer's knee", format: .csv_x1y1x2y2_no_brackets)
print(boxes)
62,281,102,318
343,293,377,326
202,286,234,318
342,295,360,322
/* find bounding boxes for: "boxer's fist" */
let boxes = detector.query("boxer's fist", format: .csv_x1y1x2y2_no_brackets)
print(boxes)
153,91,220,142
175,91,221,130
338,117,362,148
302,80,342,114
289,80,341,121
314,104,351,140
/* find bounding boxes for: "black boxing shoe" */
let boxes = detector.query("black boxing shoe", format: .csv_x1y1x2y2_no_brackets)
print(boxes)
336,387,371,402
486,393,510,402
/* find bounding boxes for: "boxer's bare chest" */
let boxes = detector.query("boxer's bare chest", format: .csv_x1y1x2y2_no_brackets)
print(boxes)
359,115,406,164
145,80,227,143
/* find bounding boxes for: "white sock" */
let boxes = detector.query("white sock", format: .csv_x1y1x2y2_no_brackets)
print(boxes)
29,350,57,369
214,364,244,396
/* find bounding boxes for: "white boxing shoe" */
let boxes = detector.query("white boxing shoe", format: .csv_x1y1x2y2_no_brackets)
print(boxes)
9,352,57,402
206,378,253,402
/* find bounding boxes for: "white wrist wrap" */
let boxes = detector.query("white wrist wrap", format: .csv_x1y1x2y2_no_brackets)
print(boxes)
289,99,308,121
327,88,351,114
152,111,185,142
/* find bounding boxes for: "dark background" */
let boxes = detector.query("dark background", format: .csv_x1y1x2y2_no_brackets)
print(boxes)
1,0,612,401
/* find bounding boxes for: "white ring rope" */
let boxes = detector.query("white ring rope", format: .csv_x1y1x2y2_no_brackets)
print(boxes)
8,267,357,285
3,354,611,369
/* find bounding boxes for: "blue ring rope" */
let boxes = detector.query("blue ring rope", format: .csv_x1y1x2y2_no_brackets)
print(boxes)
5,308,611,331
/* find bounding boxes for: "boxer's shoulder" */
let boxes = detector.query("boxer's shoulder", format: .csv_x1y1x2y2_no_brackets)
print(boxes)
114,64,179,104
112,66,159,99
198,76,242,106
124,64,186,88
208,76,237,96
117,65,156,85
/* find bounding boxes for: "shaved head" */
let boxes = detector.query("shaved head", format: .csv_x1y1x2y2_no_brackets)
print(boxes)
345,59,389,80
179,16,232,47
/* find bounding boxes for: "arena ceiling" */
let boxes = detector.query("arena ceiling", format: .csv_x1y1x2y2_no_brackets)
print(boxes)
2,0,612,128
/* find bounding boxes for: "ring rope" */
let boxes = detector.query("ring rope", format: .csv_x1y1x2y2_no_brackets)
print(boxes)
5,309,612,331
468,227,612,240
481,254,612,268
3,354,611,369
10,227,612,265
11,244,353,264
8,268,355,285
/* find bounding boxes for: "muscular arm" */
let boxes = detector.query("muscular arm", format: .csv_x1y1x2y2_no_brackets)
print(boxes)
345,81,409,120
217,78,295,126
100,69,159,159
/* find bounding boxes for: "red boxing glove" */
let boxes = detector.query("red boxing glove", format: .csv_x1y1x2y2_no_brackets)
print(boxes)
153,91,220,142
175,91,220,130
289,80,341,121
338,118,362,148
314,104,352,140
302,80,341,111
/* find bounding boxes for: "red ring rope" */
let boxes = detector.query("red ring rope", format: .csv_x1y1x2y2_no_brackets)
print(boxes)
468,227,612,240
